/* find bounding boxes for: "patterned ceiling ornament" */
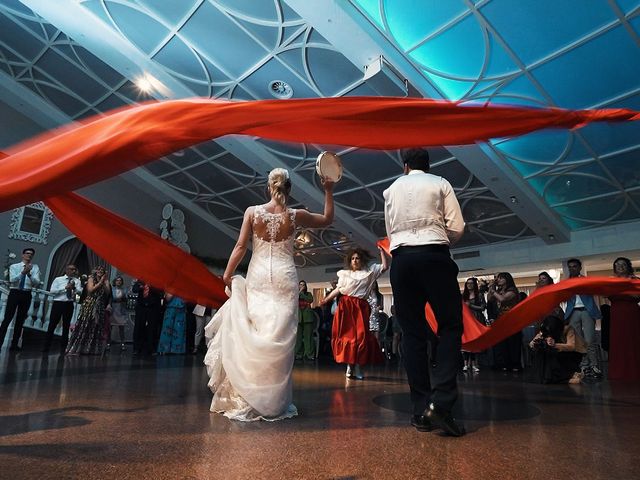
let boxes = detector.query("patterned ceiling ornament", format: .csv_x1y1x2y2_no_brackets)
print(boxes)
160,203,190,253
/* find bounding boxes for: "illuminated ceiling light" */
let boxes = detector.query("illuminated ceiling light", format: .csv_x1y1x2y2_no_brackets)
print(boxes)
135,74,153,93
295,230,312,248
134,72,170,96
269,80,293,99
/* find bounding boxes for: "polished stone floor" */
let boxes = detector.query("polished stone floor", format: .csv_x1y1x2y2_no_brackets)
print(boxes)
0,348,639,480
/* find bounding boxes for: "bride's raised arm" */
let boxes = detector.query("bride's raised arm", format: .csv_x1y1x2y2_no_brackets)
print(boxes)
222,206,254,287
296,179,335,228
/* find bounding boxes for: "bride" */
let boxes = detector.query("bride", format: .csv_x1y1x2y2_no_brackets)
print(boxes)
204,168,334,421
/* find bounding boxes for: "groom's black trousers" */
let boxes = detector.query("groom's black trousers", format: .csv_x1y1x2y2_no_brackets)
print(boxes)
390,245,463,415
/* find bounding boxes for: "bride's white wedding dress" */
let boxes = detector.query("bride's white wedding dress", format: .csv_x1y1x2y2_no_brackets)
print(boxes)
204,205,299,421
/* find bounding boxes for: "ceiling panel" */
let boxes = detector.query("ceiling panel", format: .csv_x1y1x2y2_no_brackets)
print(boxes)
2,0,639,267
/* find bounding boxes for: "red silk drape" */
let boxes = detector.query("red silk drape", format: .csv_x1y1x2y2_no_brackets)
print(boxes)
1,97,638,211
46,192,227,308
2,97,640,334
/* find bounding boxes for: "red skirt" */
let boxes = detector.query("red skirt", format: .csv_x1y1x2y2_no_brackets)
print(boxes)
331,295,384,365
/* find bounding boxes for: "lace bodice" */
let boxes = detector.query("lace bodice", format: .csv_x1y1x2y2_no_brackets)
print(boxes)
251,204,296,257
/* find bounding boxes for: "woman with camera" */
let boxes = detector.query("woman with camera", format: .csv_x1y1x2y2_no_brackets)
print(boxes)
528,315,586,384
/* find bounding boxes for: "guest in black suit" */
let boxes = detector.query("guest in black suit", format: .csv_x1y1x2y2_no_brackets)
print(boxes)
131,280,164,355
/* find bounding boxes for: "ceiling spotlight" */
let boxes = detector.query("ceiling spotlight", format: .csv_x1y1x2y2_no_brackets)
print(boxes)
510,195,518,204
295,230,312,248
548,234,556,240
269,80,293,99
135,74,154,93
134,72,168,96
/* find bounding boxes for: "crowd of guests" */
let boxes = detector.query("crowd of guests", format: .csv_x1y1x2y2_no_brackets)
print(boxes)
2,246,638,384
1,250,213,357
308,252,639,386
456,256,640,384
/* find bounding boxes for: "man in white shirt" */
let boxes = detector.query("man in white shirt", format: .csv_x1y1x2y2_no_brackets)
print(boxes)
43,264,81,354
0,247,41,352
383,148,466,436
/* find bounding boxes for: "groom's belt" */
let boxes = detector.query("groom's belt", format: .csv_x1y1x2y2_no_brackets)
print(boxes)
392,244,450,255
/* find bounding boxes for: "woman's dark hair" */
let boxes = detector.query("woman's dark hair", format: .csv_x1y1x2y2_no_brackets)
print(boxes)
462,277,480,304
538,271,554,284
496,272,517,292
540,315,565,343
613,257,633,275
92,265,106,281
343,247,373,270
112,275,124,287
299,280,308,292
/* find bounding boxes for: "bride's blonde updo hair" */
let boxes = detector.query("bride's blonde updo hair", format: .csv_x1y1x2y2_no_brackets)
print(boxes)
267,168,291,206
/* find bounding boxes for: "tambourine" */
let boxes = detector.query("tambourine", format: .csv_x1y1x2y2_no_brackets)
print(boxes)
315,151,343,182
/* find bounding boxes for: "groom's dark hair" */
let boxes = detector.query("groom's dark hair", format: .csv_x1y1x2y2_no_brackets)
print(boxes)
402,148,430,172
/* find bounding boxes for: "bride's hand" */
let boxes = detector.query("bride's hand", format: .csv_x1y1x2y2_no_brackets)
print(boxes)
321,178,335,192
222,273,232,289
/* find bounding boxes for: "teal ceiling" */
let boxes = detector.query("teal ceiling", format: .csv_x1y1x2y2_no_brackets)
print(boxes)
352,0,640,229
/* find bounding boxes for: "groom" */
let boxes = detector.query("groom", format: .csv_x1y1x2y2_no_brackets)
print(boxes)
383,148,466,436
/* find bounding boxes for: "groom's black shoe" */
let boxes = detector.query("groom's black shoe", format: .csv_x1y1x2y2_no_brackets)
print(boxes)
411,414,434,432
425,405,465,437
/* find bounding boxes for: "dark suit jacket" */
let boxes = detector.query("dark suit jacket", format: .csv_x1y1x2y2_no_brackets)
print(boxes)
132,282,164,312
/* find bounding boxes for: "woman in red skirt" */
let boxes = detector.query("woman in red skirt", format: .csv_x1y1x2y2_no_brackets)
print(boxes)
321,247,388,379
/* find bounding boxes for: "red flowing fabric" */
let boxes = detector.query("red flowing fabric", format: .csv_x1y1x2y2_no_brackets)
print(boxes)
377,240,640,351
45,192,227,308
2,97,639,323
424,303,489,345
1,97,639,211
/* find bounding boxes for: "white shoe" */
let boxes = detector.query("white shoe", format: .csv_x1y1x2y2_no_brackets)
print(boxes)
346,365,353,378
462,365,468,372
472,366,480,373
354,364,364,380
